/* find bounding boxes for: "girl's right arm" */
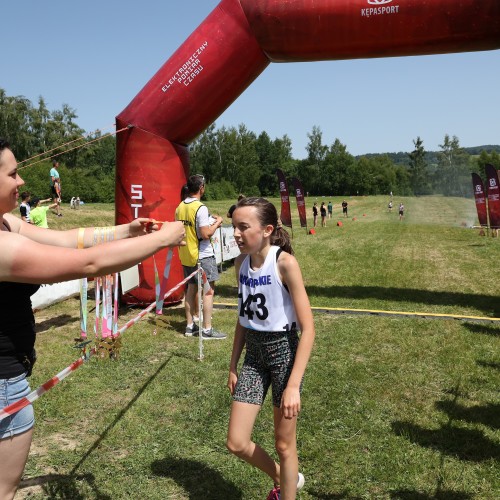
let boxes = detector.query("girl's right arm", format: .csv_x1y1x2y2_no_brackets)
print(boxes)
227,321,246,395
227,254,246,394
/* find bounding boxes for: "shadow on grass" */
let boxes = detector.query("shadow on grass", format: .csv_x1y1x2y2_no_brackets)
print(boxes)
145,316,188,337
435,400,500,430
20,353,206,498
35,313,79,333
305,490,361,499
151,456,242,499
69,355,176,475
216,283,239,300
302,285,500,317
18,473,111,500
389,489,472,499
463,323,500,336
391,421,500,462
477,359,500,370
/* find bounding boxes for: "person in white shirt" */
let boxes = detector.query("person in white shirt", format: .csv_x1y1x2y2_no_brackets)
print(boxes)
175,174,226,340
19,192,31,223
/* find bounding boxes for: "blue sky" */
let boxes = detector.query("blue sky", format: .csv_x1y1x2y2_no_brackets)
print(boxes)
3,0,499,158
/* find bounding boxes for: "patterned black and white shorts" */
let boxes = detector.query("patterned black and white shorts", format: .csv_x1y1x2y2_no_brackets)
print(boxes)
233,329,300,408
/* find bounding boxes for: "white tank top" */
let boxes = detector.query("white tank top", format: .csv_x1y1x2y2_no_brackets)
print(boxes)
238,246,298,332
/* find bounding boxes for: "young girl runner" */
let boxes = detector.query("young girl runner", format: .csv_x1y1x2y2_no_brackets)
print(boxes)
227,197,315,500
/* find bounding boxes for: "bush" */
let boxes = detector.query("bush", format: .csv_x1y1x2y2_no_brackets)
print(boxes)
19,162,57,201
20,162,115,203
203,180,237,201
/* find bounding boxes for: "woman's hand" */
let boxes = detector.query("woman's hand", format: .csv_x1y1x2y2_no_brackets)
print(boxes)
227,369,238,395
128,219,186,248
128,218,156,237
158,221,186,247
280,386,301,419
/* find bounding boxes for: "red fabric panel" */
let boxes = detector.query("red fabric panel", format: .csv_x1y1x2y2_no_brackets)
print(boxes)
240,0,500,62
116,125,189,304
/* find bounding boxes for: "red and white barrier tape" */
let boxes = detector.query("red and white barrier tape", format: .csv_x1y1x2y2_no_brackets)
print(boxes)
0,354,92,422
0,268,208,422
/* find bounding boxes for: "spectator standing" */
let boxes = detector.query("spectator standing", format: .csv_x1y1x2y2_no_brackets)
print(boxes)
19,192,31,224
28,197,58,228
327,201,333,219
175,174,227,340
342,200,348,217
312,202,318,227
399,202,405,221
49,160,62,217
320,202,327,227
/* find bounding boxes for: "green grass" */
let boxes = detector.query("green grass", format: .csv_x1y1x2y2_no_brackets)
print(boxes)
16,196,500,499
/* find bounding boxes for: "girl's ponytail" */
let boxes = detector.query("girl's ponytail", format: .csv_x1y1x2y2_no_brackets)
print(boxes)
271,223,294,255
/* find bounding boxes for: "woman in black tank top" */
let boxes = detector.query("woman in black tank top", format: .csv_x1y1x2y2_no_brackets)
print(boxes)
0,139,187,499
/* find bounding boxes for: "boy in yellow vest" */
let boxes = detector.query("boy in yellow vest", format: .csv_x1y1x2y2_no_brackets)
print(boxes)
175,175,226,339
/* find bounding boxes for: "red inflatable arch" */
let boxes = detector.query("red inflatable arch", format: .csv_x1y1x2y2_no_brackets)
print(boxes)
116,0,500,304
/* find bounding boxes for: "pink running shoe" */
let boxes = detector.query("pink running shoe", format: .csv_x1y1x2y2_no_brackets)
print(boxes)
266,486,280,500
266,473,305,499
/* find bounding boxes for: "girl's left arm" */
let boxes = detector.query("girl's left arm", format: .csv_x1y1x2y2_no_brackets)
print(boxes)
279,253,315,419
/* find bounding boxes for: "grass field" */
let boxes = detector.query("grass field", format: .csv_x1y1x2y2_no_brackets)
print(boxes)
15,195,500,499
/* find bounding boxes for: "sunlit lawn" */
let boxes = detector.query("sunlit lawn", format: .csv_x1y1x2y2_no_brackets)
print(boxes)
15,195,500,499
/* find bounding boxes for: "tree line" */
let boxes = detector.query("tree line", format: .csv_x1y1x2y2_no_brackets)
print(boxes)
0,89,115,202
1,88,498,202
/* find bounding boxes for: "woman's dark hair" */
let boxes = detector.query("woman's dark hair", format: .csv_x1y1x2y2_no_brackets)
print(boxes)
0,138,10,153
0,139,11,166
235,197,293,255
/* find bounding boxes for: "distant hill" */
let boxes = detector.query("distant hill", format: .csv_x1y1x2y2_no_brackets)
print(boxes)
356,145,500,167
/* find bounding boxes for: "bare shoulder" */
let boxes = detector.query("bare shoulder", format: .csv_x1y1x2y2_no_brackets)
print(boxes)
3,213,21,233
278,252,302,286
277,250,300,276
0,222,26,280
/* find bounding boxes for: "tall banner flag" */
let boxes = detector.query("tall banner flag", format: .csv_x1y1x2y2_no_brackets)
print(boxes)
276,169,292,228
485,164,500,229
471,173,488,227
292,177,308,229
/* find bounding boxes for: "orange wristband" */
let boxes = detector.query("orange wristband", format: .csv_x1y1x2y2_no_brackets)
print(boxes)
77,227,85,249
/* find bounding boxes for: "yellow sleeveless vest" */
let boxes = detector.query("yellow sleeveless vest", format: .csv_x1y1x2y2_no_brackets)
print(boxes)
175,199,203,266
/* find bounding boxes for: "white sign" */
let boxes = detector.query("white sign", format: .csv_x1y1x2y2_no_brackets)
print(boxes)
31,280,80,310
212,225,240,264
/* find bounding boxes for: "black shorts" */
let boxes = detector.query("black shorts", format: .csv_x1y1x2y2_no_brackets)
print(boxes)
233,329,301,407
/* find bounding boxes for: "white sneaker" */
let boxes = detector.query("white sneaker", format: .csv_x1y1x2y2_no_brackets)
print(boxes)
297,472,305,490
